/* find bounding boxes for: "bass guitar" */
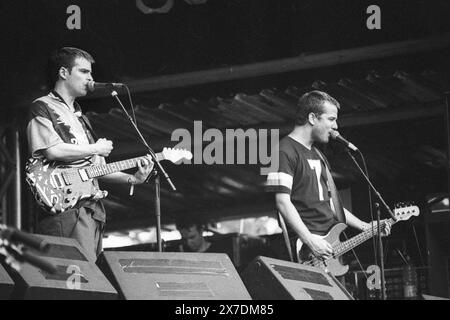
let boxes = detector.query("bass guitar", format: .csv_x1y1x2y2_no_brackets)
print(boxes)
296,204,420,276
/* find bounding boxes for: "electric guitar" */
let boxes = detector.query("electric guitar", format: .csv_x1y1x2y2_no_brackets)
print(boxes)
296,204,420,277
25,147,192,214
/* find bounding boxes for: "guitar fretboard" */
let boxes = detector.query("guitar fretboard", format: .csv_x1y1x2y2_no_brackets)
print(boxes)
333,219,395,257
86,154,162,178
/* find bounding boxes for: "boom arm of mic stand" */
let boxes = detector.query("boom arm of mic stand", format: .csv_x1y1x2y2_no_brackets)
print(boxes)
110,90,176,191
345,150,396,221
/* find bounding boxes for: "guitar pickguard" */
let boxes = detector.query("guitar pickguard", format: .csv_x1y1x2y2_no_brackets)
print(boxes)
25,158,102,214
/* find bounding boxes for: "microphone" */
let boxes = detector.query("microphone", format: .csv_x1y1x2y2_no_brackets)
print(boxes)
87,81,125,92
330,131,359,152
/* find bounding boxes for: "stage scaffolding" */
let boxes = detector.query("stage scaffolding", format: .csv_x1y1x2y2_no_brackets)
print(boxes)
0,125,22,229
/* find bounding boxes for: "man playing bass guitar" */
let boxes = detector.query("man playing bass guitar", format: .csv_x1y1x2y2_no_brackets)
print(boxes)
266,91,391,271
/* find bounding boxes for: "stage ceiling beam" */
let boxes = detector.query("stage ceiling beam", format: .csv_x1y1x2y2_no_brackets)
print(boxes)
89,33,450,97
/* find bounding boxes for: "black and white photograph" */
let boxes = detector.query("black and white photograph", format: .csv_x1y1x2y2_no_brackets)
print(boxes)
0,0,450,306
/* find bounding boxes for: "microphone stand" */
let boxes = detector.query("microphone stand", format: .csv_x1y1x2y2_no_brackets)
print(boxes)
110,90,176,252
445,91,450,213
374,202,387,300
345,149,396,300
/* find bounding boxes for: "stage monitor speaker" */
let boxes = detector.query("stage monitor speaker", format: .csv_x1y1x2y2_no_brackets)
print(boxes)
97,251,252,300
421,294,450,300
10,235,118,300
0,263,14,300
241,256,353,300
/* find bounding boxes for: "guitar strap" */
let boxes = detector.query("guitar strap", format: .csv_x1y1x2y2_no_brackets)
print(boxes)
79,114,99,142
313,147,346,224
51,90,99,142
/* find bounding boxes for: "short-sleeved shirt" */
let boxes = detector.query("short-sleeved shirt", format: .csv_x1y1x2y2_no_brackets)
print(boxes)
265,136,338,236
26,91,106,222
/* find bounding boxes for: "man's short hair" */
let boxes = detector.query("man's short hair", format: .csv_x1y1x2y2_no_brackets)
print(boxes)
47,47,95,88
176,216,205,232
295,90,340,126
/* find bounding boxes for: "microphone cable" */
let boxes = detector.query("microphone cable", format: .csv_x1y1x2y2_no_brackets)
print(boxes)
124,84,138,127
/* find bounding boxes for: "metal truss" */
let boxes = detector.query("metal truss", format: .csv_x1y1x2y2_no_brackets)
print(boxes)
0,127,16,225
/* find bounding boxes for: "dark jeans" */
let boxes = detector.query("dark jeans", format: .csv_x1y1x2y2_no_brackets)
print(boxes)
37,206,104,262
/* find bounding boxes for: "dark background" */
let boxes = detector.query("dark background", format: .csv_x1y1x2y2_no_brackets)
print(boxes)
0,0,448,108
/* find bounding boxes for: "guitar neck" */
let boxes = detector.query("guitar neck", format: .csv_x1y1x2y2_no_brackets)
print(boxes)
333,218,396,257
86,154,162,178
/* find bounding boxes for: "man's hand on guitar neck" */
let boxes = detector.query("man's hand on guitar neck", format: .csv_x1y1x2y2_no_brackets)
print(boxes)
306,234,334,260
362,220,391,237
99,155,154,196
132,154,154,184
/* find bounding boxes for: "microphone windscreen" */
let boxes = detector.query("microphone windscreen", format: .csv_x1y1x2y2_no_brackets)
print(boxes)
330,130,340,139
87,81,95,92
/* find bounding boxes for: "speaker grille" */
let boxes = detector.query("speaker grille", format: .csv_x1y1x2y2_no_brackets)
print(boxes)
156,282,214,298
304,288,334,300
40,265,89,284
35,244,87,261
272,264,332,286
119,259,228,276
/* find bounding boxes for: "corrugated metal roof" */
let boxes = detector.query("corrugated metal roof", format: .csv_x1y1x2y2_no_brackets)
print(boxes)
87,68,450,231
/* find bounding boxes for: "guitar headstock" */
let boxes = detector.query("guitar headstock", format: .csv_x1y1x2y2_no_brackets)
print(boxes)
160,147,193,164
393,203,420,221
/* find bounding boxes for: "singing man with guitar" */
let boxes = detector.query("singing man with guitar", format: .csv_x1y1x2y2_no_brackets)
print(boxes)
266,91,391,272
25,47,154,262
